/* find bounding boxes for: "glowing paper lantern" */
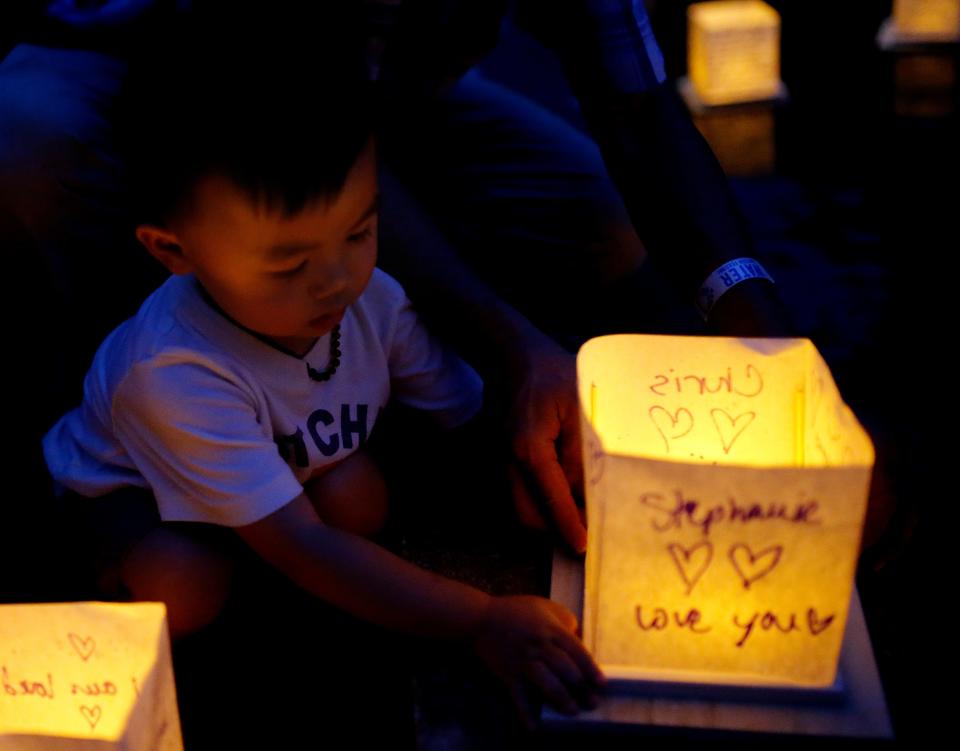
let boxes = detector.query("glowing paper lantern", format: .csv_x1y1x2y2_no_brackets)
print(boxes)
686,1,786,107
578,335,873,688
893,0,960,40
0,602,183,750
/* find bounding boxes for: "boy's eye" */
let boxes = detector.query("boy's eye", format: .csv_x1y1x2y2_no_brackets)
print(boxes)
271,260,307,278
347,225,374,244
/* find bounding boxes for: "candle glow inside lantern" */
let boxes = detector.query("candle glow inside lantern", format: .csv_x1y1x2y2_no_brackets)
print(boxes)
0,602,183,750
687,1,785,106
893,0,960,40
578,335,873,688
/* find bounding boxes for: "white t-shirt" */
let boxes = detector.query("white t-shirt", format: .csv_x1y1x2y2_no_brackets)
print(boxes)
43,269,482,526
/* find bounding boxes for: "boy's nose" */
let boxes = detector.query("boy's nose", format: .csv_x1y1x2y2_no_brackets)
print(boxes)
308,273,348,303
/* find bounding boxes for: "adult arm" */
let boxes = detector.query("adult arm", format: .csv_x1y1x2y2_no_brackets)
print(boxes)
515,0,796,337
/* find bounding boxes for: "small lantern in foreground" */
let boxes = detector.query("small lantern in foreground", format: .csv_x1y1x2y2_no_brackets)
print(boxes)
684,1,787,108
0,602,183,750
578,335,872,688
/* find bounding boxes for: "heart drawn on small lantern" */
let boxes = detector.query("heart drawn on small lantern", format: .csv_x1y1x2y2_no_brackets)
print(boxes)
68,633,96,661
728,543,782,589
648,406,694,453
667,541,713,595
807,608,835,635
710,409,755,454
79,705,102,730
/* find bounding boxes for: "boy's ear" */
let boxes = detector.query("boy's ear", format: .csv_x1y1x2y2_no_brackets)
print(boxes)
135,225,193,275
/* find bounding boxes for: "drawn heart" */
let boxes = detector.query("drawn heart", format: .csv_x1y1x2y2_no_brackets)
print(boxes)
80,705,102,730
807,608,835,636
710,409,756,454
667,541,713,595
728,544,782,589
648,406,694,453
68,633,96,662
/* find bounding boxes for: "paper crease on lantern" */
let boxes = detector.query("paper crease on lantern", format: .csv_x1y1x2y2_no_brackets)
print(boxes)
578,335,873,688
0,601,183,750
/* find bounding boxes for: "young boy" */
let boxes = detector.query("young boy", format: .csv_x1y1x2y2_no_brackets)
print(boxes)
40,12,603,726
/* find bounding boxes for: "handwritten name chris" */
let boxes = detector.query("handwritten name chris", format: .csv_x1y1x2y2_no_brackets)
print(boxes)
639,489,821,537
648,364,763,397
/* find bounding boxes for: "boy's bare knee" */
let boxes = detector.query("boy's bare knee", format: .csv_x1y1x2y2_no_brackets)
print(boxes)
305,450,389,538
120,528,236,639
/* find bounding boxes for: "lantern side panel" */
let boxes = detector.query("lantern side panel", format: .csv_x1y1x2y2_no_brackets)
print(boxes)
577,335,873,688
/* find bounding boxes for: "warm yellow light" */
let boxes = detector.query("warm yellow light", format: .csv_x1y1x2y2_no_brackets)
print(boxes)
895,53,957,116
578,336,873,687
894,0,960,39
0,602,183,749
688,1,782,106
693,106,776,177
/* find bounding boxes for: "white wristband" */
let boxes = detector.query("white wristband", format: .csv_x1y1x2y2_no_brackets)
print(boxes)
695,258,774,320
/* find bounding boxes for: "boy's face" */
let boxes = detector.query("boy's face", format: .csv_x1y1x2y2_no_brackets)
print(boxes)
161,140,378,354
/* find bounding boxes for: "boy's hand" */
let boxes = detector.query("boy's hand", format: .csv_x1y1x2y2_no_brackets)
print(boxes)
470,594,605,729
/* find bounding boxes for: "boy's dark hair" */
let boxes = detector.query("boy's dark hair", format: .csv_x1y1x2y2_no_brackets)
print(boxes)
115,4,373,226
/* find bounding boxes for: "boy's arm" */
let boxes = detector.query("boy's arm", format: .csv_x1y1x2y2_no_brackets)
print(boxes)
235,493,604,723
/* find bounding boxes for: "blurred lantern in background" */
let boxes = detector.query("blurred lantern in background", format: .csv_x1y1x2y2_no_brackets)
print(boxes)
682,1,787,108
893,0,960,40
878,0,960,47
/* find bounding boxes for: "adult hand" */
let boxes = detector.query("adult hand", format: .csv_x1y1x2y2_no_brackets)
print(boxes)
506,334,587,554
706,277,797,337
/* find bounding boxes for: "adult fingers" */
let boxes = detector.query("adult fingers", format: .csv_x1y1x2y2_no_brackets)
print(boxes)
523,438,586,553
557,408,584,498
508,462,548,530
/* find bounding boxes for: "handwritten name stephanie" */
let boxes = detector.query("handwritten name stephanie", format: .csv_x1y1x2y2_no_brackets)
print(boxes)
639,489,821,537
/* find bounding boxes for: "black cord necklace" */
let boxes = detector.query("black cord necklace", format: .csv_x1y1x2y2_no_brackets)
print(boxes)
306,325,342,382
